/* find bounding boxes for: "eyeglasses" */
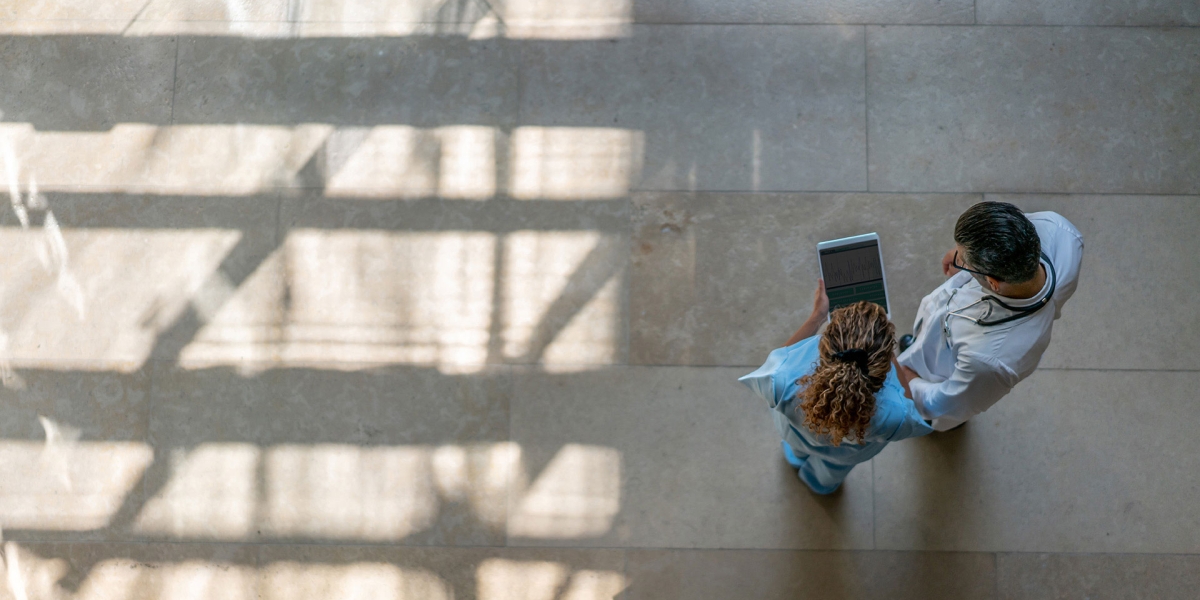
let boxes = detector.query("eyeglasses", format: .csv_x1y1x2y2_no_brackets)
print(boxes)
953,251,997,280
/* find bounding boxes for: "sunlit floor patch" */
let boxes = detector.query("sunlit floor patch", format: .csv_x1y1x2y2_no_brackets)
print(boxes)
0,441,152,532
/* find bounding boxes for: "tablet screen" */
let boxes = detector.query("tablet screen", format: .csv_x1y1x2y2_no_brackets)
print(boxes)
820,240,888,313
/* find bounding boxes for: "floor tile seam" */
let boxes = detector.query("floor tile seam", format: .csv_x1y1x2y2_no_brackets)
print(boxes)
25,186,1200,200
14,359,1200,374
620,546,629,590
992,552,998,599
12,539,1200,558
13,540,517,550
603,547,1003,555
143,361,156,512
875,547,1200,557
168,36,179,127
625,22,1200,29
508,24,529,420
0,19,452,26
1,19,1198,28
1037,367,1200,373
628,363,1200,373
870,459,877,550
996,550,1200,557
0,359,157,370
642,548,1200,559
505,362,514,549
632,188,1200,197
0,537,771,553
138,358,652,370
984,192,1200,198
831,188,1200,197
13,185,308,197
11,540,1200,556
863,24,870,193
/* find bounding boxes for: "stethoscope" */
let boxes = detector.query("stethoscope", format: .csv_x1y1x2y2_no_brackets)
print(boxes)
940,252,1057,346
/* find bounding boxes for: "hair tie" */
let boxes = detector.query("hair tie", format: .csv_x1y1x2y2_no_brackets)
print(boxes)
831,349,869,374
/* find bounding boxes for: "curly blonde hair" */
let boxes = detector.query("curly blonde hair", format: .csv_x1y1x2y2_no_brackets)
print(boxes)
796,301,896,446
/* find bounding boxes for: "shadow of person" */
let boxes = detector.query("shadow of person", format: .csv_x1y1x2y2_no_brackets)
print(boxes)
892,422,978,596
911,423,973,547
780,459,859,600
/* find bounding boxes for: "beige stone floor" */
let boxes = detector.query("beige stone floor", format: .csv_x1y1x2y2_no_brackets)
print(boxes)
0,1,1198,598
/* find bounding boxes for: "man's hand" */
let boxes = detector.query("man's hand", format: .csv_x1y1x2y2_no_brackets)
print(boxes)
812,278,830,320
893,359,919,400
941,248,961,277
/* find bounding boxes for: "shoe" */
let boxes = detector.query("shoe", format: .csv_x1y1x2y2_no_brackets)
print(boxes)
781,441,804,469
899,334,914,352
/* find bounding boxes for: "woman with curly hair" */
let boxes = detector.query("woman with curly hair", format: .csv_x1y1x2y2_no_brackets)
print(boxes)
740,280,933,494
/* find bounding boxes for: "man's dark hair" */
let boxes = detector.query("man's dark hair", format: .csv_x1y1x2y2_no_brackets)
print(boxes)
954,201,1041,283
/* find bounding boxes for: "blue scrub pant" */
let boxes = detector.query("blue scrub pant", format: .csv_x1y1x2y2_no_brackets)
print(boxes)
782,441,854,495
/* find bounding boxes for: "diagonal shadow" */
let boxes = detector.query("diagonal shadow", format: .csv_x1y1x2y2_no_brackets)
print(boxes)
106,229,284,537
516,233,627,364
140,227,283,363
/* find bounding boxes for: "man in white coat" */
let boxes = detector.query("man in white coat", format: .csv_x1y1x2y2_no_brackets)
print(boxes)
895,201,1084,431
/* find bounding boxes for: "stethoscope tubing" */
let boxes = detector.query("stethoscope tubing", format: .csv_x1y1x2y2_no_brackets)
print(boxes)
941,252,1058,347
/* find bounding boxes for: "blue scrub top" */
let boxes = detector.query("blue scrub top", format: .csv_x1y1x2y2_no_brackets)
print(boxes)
740,335,933,465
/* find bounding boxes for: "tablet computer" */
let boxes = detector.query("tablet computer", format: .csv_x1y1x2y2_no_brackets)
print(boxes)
817,233,890,318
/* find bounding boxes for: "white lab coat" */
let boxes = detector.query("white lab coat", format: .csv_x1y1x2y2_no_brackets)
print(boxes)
897,211,1084,431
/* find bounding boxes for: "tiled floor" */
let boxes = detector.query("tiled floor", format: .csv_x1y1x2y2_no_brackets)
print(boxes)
0,1,1197,598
